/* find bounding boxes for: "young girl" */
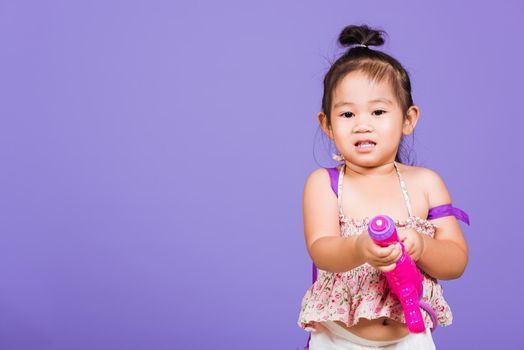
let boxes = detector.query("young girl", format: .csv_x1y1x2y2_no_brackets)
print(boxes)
297,24,471,349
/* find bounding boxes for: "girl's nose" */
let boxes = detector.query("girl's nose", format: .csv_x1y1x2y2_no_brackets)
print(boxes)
352,114,374,133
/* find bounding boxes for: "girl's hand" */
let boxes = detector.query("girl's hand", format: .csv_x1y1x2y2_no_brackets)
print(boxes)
355,234,403,273
397,228,425,262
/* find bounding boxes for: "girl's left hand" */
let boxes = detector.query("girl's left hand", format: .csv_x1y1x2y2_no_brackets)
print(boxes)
397,228,425,262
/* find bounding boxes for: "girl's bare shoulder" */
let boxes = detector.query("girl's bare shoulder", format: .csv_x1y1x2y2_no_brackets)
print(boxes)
397,162,434,178
397,163,450,204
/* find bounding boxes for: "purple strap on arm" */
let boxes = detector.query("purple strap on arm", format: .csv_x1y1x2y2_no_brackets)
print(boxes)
308,169,336,288
307,168,338,289
427,203,470,225
325,167,339,198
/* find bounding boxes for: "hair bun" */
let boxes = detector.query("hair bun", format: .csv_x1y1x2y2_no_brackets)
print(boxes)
338,24,386,48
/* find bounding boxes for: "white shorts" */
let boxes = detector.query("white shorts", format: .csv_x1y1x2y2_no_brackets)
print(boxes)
309,321,437,350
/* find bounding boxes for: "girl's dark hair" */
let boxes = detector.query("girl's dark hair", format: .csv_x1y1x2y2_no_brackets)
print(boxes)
320,24,416,165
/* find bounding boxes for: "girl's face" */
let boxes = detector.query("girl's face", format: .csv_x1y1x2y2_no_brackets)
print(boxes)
320,70,419,169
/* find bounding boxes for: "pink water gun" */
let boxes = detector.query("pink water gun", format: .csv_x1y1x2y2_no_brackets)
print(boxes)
368,215,439,333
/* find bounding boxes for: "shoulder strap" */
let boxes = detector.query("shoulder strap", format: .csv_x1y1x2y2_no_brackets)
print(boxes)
393,161,414,217
427,203,470,225
325,167,340,198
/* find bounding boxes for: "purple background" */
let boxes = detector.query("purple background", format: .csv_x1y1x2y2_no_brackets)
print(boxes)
1,1,522,349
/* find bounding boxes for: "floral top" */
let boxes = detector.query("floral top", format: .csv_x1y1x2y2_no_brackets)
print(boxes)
297,161,453,332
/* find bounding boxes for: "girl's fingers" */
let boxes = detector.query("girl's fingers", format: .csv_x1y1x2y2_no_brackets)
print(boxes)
373,243,398,258
405,241,416,257
386,245,402,264
369,243,408,270
402,240,412,254
378,263,396,273
374,244,402,265
370,244,388,258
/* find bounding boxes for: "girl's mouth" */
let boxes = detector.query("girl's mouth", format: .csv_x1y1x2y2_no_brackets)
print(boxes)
355,141,376,152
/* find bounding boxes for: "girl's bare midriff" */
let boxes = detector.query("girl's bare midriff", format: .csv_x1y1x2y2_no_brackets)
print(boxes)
334,317,409,341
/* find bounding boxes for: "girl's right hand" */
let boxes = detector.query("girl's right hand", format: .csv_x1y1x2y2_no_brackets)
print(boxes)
355,234,403,273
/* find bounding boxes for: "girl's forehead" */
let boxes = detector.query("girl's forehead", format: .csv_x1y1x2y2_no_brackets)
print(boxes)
333,72,395,104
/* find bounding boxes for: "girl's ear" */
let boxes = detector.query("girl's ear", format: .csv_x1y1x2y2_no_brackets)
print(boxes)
318,112,334,140
402,105,420,136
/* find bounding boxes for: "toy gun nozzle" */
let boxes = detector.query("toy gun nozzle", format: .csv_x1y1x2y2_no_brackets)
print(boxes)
370,216,388,232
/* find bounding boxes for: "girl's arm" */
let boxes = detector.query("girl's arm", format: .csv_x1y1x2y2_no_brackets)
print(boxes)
303,168,366,273
416,168,469,280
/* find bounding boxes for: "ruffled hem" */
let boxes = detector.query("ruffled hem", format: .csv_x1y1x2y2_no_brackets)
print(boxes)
297,267,453,332
298,306,452,332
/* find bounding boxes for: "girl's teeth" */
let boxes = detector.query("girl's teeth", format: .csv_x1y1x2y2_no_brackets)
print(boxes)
357,142,375,148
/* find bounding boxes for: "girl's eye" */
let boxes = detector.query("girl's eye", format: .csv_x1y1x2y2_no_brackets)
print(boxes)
340,110,387,118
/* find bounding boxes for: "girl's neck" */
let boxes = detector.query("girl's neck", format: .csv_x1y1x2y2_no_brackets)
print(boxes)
344,160,397,178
